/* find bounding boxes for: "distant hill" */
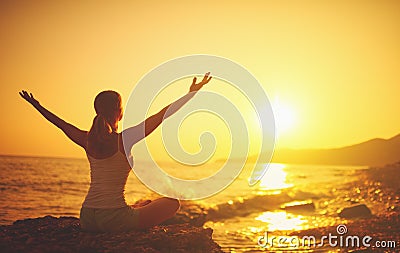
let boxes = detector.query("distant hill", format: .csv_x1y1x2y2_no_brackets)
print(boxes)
271,134,400,166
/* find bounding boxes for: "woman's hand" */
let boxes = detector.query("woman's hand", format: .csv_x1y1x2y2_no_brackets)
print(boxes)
19,90,40,106
189,72,212,93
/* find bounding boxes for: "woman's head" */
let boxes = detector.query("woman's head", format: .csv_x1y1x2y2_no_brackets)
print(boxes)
94,90,122,131
88,90,122,154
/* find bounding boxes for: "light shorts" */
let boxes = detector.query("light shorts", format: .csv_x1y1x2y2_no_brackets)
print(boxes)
80,206,139,232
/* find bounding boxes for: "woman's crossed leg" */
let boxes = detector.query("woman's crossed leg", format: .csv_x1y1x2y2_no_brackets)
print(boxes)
135,197,180,229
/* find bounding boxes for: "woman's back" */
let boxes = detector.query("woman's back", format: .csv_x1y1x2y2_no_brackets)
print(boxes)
83,135,132,209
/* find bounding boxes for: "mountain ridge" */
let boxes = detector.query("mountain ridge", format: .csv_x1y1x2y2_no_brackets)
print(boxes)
271,133,400,166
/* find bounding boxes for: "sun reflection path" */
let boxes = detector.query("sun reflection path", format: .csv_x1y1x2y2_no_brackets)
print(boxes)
255,211,308,231
257,163,293,191
253,164,316,232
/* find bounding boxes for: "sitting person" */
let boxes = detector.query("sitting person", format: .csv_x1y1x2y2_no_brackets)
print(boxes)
19,72,212,232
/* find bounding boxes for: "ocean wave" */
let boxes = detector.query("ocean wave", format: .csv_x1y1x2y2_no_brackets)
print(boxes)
206,191,316,221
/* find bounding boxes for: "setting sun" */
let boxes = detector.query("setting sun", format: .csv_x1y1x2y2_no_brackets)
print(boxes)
271,98,297,135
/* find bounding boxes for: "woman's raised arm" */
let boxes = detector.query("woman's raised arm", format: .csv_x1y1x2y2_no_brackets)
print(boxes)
19,90,87,149
122,72,212,150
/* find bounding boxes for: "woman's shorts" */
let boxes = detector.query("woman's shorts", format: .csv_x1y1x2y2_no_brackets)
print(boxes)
80,206,139,232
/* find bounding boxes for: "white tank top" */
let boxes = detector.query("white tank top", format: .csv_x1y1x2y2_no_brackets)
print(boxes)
82,148,132,209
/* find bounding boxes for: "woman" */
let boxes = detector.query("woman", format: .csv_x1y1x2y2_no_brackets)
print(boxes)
19,72,212,232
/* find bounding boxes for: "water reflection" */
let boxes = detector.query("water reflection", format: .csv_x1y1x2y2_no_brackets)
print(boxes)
255,211,307,231
258,163,292,191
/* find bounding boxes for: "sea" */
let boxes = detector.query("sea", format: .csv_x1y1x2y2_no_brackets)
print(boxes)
0,155,398,252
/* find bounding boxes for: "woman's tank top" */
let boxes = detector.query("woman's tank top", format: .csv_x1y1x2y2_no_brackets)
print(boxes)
82,141,132,209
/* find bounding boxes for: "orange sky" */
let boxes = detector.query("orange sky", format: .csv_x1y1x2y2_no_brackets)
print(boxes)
1,0,399,159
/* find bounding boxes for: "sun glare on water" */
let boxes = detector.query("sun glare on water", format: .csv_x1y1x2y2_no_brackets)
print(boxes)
258,163,293,191
255,211,308,231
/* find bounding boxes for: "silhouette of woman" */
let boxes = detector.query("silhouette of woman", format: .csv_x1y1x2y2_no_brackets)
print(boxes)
19,72,212,232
